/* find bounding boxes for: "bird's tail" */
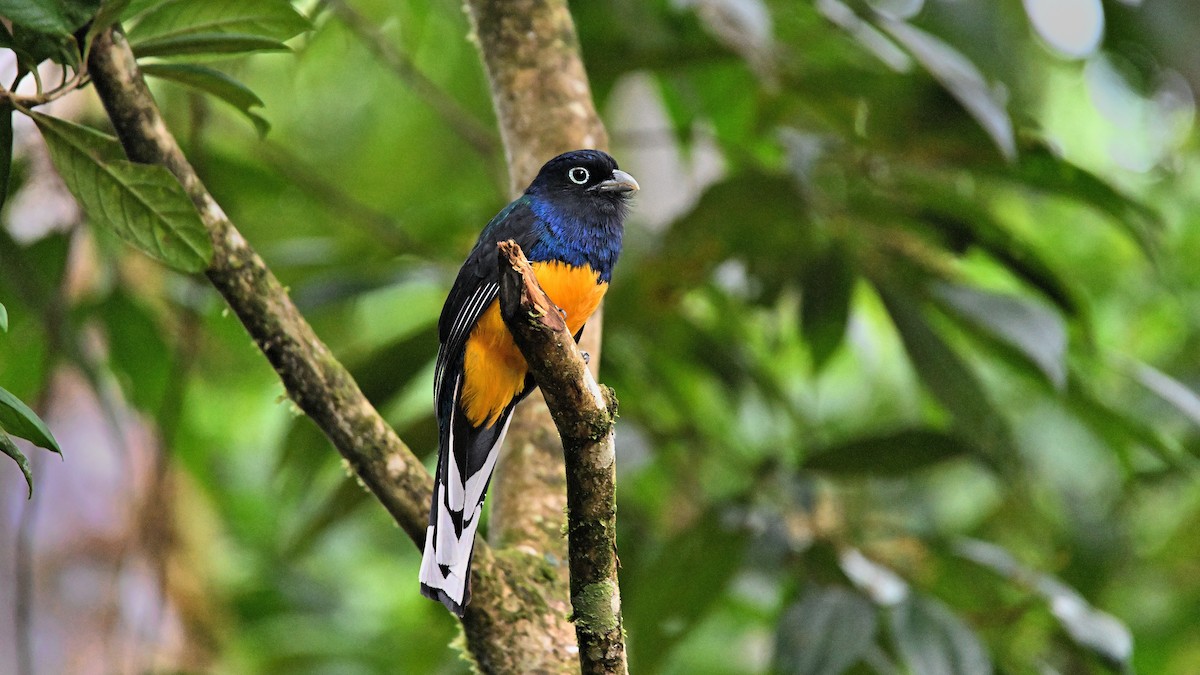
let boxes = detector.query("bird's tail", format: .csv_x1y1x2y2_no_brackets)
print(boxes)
420,385,516,616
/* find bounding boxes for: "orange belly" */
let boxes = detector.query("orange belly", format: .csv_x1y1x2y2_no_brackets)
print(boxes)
460,262,608,427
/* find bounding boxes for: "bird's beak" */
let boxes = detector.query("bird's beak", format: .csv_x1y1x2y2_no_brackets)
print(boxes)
592,169,640,193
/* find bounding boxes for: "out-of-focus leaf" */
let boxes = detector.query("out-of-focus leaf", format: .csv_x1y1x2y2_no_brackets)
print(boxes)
931,282,1067,389
879,18,1015,160
624,508,749,672
955,539,1133,669
774,584,878,675
0,0,99,35
1003,142,1160,256
0,301,7,332
806,428,974,476
910,190,1083,317
816,0,912,72
656,172,813,301
0,385,59,454
889,594,992,675
141,62,270,136
130,32,289,58
128,0,311,44
839,548,910,607
0,430,33,498
801,243,856,372
1065,372,1183,466
31,112,213,272
1130,361,1200,428
878,288,1013,458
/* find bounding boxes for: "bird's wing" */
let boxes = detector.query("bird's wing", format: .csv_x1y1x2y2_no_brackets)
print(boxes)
433,198,540,406
422,198,541,616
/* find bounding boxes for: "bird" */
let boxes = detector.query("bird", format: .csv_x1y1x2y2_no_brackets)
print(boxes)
419,149,638,616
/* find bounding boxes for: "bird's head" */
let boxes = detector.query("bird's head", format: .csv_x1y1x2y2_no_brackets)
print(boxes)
525,150,639,220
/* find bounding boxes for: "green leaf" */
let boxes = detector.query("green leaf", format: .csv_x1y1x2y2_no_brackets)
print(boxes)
911,191,1083,317
879,18,1015,160
775,585,878,675
805,428,975,476
8,23,81,69
0,0,99,35
0,385,59,454
801,243,856,372
0,430,33,498
1005,142,1160,256
128,0,311,44
1129,361,1200,429
130,32,289,58
878,288,1014,458
141,62,269,136
0,104,11,216
956,539,1132,669
30,112,213,273
0,301,7,332
889,594,992,675
931,282,1067,390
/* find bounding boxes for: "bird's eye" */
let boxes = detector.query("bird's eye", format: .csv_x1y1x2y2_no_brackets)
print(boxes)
568,167,589,184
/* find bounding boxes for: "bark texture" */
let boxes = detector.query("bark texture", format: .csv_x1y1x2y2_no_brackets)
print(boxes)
497,242,627,674
462,4,613,667
85,26,570,675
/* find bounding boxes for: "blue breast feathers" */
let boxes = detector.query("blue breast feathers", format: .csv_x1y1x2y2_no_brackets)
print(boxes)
526,196,623,283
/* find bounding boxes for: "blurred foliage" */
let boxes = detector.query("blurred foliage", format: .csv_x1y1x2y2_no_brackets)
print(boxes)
4,0,1200,672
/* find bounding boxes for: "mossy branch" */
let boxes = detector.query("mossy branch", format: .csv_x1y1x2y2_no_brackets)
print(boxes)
84,25,561,675
497,241,627,675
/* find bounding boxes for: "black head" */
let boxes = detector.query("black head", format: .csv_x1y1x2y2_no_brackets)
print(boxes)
524,150,639,218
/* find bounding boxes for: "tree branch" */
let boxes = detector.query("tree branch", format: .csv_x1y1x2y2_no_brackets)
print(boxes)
461,6,612,664
496,241,626,675
84,25,565,674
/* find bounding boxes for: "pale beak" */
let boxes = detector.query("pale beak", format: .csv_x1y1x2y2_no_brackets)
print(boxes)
592,169,640,193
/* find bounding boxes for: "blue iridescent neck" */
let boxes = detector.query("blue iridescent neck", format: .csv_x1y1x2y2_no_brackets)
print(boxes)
525,195,624,283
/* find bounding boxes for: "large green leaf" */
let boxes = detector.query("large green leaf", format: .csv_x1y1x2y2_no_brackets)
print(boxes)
889,594,992,675
878,17,1015,160
141,62,269,136
128,0,310,44
130,32,289,58
0,0,99,35
931,282,1067,390
774,585,878,675
31,112,213,273
878,288,1013,459
801,243,856,372
805,428,975,476
1002,142,1161,256
956,539,1133,669
0,430,33,498
0,385,59,454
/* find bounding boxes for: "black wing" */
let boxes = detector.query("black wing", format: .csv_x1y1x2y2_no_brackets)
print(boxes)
433,198,541,411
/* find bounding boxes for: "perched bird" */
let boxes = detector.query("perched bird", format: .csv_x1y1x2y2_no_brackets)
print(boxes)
420,150,639,616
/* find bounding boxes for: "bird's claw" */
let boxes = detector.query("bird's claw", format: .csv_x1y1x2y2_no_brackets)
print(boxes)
581,351,591,365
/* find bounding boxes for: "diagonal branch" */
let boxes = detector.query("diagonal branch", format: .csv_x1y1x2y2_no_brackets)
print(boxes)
496,241,626,675
84,25,565,674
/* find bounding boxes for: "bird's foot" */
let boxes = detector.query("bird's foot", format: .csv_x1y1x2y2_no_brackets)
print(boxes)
581,351,591,365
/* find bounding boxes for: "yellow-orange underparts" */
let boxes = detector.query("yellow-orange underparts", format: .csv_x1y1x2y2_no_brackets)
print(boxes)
460,261,607,427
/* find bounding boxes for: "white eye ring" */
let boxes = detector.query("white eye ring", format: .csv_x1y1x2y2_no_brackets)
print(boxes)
568,167,589,184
